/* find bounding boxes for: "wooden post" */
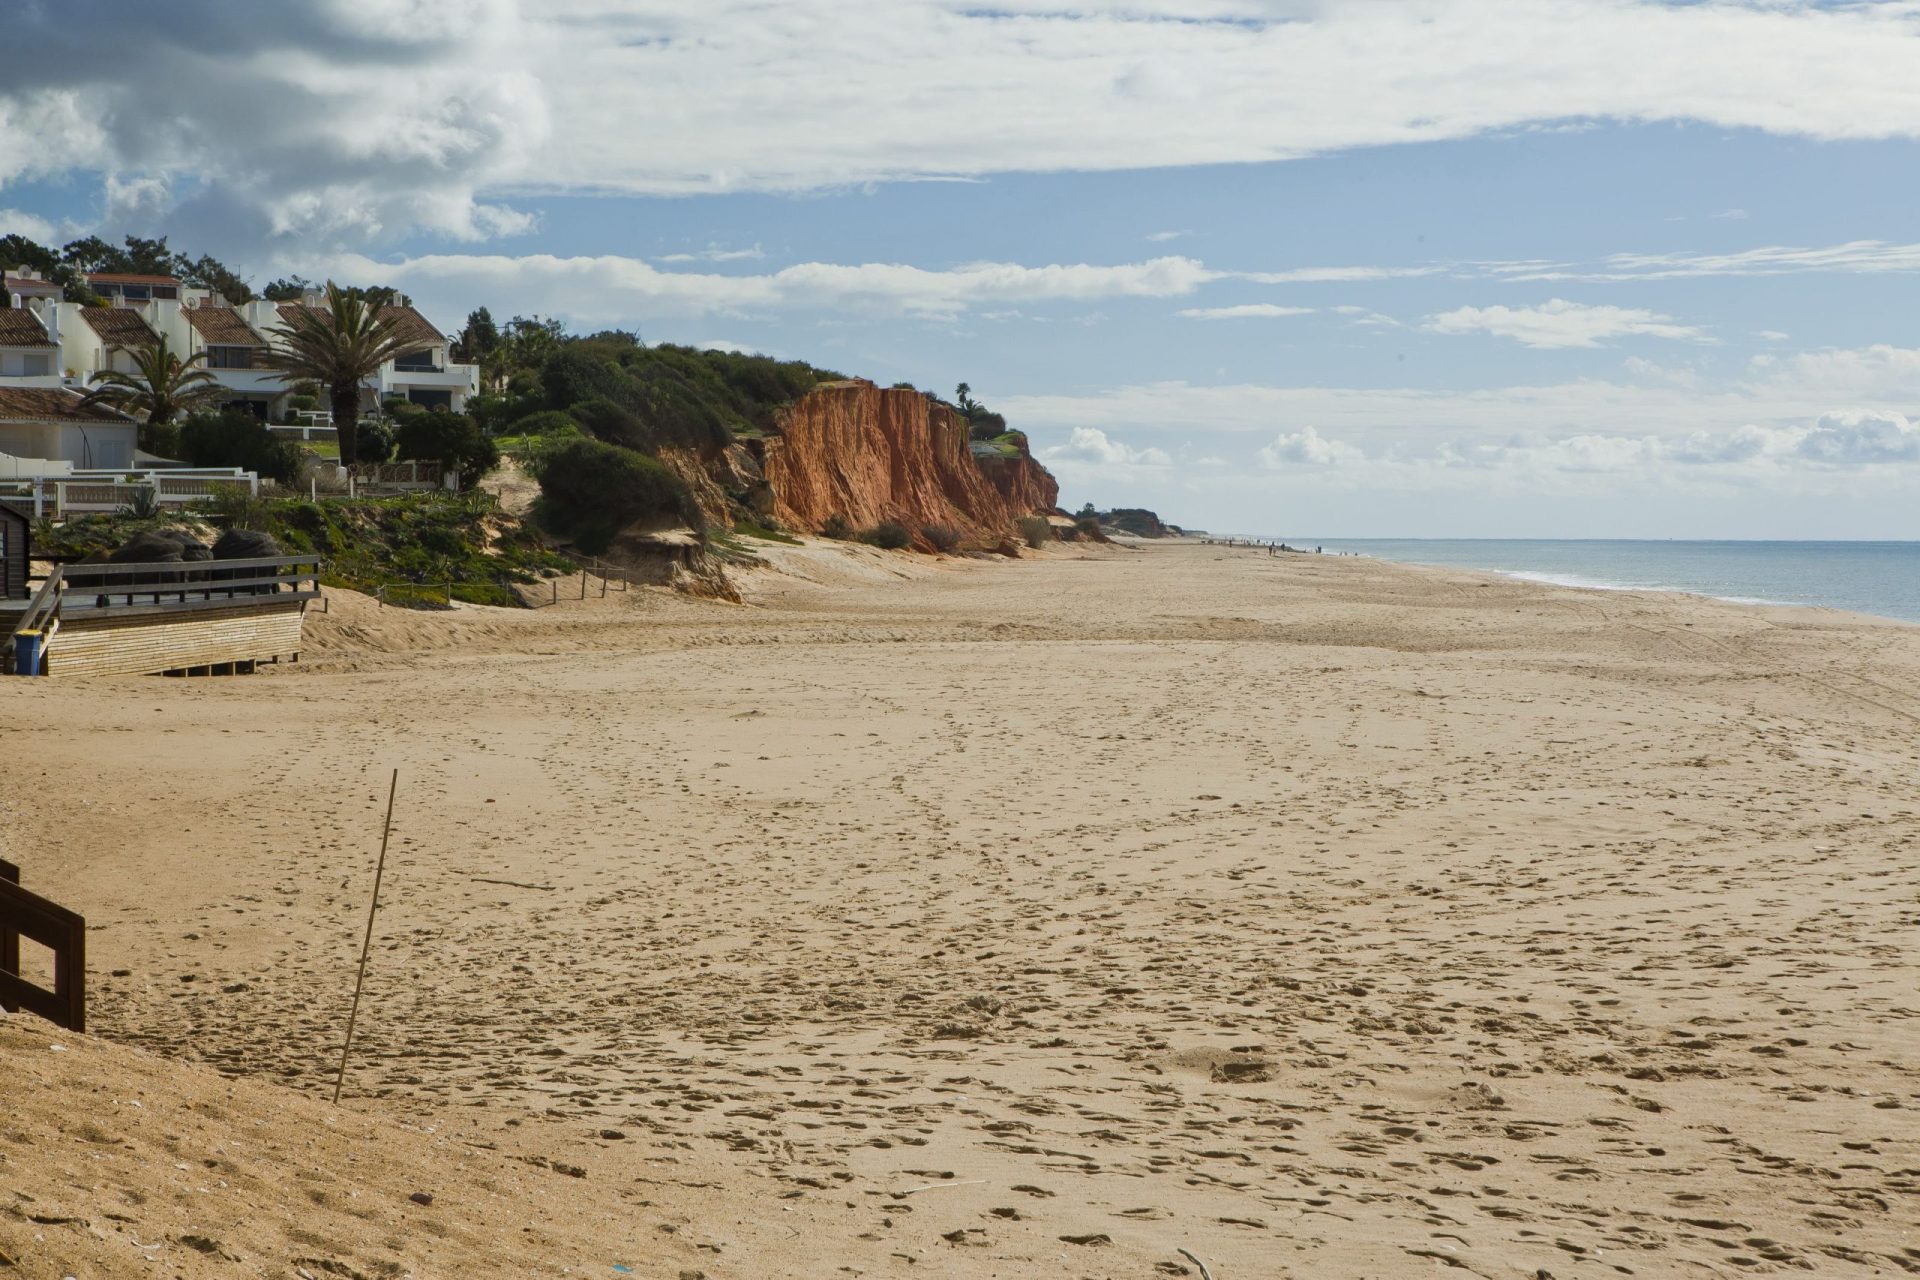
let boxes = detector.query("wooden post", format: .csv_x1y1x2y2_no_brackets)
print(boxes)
332,769,399,1105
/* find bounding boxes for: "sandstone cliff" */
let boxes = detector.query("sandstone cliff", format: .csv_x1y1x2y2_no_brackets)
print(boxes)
754,381,1059,545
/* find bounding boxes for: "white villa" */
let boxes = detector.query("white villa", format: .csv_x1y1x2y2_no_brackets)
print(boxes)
0,268,479,476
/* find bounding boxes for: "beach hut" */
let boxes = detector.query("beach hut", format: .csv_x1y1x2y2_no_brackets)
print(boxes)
0,500,27,600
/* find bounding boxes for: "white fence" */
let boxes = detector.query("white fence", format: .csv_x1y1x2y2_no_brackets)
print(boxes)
0,469,259,517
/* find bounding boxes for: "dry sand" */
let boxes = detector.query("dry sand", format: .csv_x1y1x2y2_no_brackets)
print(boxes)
5,539,1919,1278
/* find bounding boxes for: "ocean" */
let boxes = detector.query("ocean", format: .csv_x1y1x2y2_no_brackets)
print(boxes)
1296,539,1920,625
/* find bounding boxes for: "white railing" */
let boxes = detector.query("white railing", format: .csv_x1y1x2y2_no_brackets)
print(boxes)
0,469,259,517
350,460,446,492
269,422,339,442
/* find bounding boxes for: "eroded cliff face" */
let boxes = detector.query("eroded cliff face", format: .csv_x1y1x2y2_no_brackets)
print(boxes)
758,381,1058,544
976,451,1060,518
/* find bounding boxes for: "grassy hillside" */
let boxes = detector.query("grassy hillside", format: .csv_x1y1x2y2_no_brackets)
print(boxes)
36,493,573,608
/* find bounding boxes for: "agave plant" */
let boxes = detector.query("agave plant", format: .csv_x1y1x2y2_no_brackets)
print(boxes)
119,484,162,519
260,283,415,466
81,334,228,445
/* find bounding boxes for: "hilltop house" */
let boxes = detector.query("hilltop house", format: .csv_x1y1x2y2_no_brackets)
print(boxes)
262,295,478,414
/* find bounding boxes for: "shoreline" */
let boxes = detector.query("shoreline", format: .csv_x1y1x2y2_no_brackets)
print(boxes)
1203,534,1920,628
9,538,1920,1278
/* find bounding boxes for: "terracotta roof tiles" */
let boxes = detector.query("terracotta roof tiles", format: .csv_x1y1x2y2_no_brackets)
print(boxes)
183,305,263,347
80,307,160,348
0,310,54,347
0,387,133,423
275,301,445,351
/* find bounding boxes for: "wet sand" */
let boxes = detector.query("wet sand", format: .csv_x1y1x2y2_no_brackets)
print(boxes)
7,539,1919,1277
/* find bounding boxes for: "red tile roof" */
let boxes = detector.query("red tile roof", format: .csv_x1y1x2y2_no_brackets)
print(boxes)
0,387,133,423
183,305,264,347
80,307,160,347
0,310,54,347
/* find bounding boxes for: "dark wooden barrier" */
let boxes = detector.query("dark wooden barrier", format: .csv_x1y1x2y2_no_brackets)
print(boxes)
0,857,86,1033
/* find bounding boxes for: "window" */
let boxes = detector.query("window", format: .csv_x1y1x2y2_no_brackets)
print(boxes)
120,284,150,301
393,349,439,372
20,354,49,376
207,346,255,369
152,285,177,299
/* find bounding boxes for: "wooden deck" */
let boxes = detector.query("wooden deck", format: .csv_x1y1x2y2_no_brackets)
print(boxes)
6,555,320,677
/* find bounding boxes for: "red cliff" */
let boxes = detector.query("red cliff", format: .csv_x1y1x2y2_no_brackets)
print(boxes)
758,381,1059,544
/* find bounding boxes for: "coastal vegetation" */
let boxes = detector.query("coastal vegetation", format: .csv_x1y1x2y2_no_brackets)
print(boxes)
176,409,306,484
527,436,701,554
37,492,573,608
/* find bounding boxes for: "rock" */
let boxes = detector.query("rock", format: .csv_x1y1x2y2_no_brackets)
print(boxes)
409,1191,434,1206
107,530,189,563
212,528,281,560
598,1129,626,1140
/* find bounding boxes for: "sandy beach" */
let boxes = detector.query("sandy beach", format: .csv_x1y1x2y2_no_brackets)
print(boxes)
6,539,1919,1278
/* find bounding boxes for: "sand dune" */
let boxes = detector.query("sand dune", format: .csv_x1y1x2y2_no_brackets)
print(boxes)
7,540,1919,1277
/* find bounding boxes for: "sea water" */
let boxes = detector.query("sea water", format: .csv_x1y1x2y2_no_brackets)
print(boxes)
1294,540,1920,625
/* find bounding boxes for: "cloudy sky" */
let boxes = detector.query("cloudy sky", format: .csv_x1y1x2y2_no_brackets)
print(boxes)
7,0,1920,537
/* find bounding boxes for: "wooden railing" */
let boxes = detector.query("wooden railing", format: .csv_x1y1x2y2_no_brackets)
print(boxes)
6,564,64,675
0,858,86,1033
58,554,323,614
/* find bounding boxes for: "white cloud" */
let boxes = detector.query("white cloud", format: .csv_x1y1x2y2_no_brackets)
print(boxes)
1241,265,1442,284
14,0,1920,241
1039,426,1171,466
1256,427,1363,467
999,341,1920,451
323,250,1226,321
1795,410,1920,465
0,1,547,246
1177,303,1314,320
1503,239,1920,283
1145,229,1191,242
0,208,56,241
1709,208,1749,220
658,244,767,264
1426,298,1710,349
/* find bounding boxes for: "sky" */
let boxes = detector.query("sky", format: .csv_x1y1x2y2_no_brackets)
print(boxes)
6,0,1920,538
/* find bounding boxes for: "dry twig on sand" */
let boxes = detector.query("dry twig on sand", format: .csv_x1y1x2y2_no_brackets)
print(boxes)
1177,1246,1215,1279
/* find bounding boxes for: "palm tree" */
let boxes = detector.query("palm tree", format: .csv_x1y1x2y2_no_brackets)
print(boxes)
261,282,415,466
81,334,228,452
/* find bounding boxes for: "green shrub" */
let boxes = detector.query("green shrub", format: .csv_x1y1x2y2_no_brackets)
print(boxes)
820,512,853,540
921,523,962,553
393,412,499,488
512,408,582,437
539,341,832,454
860,520,912,550
138,418,181,459
532,437,700,554
178,409,304,484
568,397,648,449
356,418,396,464
1018,515,1052,549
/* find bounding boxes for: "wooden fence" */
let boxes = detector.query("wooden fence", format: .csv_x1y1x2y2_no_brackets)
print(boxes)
0,858,86,1033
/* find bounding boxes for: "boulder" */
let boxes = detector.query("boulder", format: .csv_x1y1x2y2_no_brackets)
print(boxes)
108,530,190,563
212,528,282,560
